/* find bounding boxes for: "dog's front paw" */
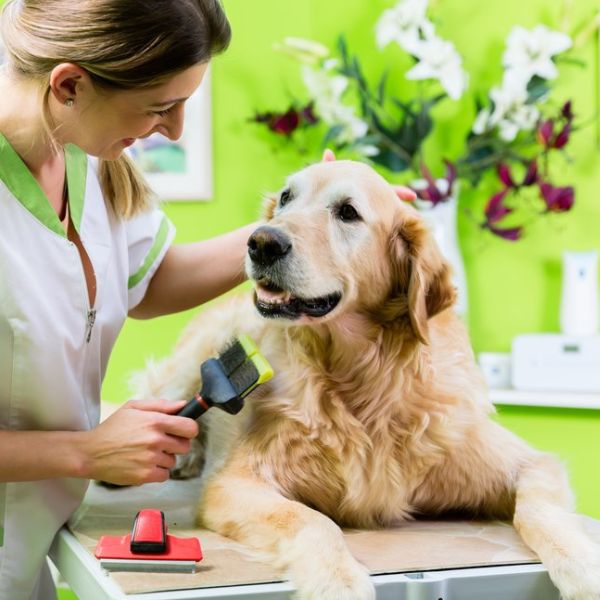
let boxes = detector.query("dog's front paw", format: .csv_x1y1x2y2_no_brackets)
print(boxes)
169,437,205,479
549,546,600,600
290,552,375,600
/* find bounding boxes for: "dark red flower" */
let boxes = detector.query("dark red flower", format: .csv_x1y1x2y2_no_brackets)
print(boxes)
561,100,573,121
252,102,319,137
553,122,572,150
522,160,539,186
496,161,537,189
497,163,515,188
482,188,522,240
537,120,554,147
540,183,575,213
484,189,511,224
488,224,523,241
301,102,319,125
537,101,574,150
414,160,457,205
271,109,300,136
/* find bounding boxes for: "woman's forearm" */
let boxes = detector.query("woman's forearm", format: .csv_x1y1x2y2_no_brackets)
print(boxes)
130,222,257,319
0,430,89,482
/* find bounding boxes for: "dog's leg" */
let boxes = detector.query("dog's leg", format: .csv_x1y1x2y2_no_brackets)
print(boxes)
199,461,375,600
514,454,600,600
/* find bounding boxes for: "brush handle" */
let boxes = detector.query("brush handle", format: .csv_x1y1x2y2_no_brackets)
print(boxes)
176,393,210,420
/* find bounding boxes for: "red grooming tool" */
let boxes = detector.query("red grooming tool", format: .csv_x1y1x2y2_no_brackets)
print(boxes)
95,509,202,573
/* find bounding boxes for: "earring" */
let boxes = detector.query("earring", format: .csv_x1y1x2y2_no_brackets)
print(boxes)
64,98,74,107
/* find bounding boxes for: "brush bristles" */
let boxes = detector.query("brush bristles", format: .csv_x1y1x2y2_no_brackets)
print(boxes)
229,363,260,397
217,342,248,375
228,353,274,398
213,335,273,401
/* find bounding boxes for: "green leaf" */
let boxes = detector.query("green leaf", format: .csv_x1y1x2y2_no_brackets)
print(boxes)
370,148,411,172
377,71,389,106
555,55,587,68
526,76,550,103
391,98,418,119
324,124,345,144
337,35,349,64
422,93,446,109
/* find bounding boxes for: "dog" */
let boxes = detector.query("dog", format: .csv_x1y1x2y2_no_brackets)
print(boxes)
136,158,600,599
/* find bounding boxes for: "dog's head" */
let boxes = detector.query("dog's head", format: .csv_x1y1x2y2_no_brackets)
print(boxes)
246,160,456,343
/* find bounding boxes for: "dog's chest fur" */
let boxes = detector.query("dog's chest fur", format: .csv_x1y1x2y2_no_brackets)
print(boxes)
241,343,437,528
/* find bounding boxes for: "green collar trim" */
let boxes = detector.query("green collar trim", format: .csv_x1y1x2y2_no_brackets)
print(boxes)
65,143,88,232
0,132,88,238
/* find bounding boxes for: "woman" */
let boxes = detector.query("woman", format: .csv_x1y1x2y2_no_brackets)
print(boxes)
0,1,253,598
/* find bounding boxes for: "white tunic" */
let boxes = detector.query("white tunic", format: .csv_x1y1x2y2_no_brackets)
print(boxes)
0,133,175,599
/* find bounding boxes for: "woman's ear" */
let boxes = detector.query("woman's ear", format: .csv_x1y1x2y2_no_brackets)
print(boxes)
392,213,456,344
49,63,91,106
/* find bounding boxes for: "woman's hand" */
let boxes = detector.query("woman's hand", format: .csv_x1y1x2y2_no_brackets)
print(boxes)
82,399,199,485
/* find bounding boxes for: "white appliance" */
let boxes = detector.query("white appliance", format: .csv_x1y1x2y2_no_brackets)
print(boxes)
559,250,599,336
511,334,600,393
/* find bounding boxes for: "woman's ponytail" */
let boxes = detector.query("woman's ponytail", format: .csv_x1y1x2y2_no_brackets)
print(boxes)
98,155,153,218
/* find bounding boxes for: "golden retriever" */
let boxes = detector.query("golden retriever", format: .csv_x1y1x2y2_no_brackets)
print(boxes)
136,159,600,599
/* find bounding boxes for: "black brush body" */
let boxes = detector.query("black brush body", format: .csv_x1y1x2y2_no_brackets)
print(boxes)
177,359,245,420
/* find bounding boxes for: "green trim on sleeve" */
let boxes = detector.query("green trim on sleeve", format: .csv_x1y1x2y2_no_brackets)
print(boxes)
0,133,88,238
127,215,170,289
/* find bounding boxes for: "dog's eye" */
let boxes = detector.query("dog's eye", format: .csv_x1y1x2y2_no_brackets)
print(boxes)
337,203,360,222
279,189,292,207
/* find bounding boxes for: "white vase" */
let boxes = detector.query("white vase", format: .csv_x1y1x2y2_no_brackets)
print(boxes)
416,190,468,317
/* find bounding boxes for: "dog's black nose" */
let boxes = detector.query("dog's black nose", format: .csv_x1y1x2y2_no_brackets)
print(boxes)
248,226,292,267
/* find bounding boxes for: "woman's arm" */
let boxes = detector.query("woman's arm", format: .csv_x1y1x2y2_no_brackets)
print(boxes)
129,222,257,319
0,399,198,485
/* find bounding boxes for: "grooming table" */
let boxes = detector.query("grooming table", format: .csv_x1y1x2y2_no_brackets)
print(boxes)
50,477,600,600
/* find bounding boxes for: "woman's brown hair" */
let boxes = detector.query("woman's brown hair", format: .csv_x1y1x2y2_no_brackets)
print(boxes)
1,0,231,217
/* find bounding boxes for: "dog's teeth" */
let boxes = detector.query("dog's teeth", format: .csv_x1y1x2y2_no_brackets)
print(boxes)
256,287,292,305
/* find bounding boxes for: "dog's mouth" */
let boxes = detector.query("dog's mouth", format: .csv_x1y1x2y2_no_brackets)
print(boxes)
254,279,341,320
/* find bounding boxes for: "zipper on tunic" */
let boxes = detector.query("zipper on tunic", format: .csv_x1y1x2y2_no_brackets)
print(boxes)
85,308,96,343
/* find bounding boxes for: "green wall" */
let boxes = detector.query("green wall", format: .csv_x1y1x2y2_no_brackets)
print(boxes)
1,0,599,519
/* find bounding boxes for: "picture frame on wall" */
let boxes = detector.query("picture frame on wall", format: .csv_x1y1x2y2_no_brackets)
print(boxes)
128,69,213,201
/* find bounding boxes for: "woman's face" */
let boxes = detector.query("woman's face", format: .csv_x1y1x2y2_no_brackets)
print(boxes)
63,63,208,160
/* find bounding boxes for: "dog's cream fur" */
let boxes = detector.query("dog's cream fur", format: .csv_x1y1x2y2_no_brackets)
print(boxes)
137,160,600,599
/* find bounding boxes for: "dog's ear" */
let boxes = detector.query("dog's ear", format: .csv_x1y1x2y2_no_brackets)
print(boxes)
391,212,457,344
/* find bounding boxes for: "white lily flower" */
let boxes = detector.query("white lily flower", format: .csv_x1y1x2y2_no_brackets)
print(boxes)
332,106,369,144
496,104,540,141
375,0,434,55
405,36,468,100
503,25,572,83
323,58,340,71
302,66,348,106
497,118,520,142
301,66,367,145
488,73,528,125
472,107,492,134
356,144,381,157
510,104,540,131
482,72,540,141
274,37,330,65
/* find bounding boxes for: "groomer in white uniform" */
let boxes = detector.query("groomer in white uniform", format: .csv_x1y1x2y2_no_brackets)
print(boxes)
0,1,252,598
